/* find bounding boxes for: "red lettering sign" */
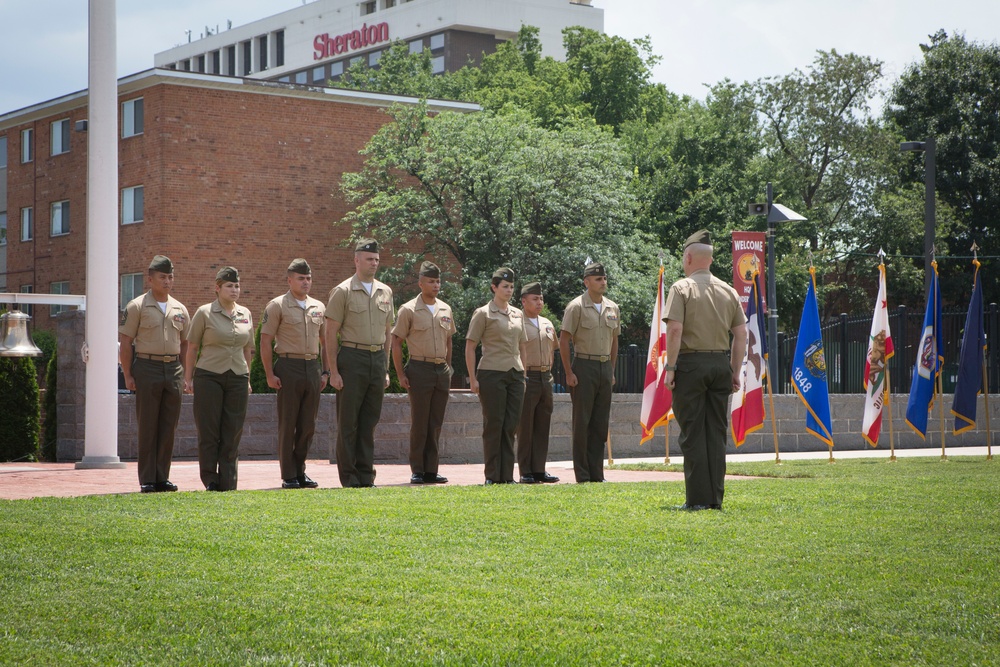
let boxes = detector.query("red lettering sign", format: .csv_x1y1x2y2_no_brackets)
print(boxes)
313,22,390,60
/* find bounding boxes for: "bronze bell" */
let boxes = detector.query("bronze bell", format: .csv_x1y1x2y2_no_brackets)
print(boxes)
0,309,44,357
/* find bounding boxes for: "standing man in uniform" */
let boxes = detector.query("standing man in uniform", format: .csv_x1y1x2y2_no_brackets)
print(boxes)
119,255,191,493
325,239,395,488
517,282,560,484
260,258,331,490
663,230,746,510
391,261,456,485
559,263,621,483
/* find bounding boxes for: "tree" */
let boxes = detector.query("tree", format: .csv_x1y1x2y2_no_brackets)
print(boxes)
0,356,40,461
886,30,1000,304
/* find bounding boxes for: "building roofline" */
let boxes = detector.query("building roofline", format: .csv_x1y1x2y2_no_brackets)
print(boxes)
1,68,479,129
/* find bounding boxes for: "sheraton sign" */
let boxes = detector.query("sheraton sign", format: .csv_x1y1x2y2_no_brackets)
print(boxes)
314,22,390,60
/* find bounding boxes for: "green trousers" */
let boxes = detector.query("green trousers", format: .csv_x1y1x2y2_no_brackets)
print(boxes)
132,357,183,485
274,357,322,480
193,368,249,491
672,353,731,506
336,347,386,487
405,359,452,475
517,370,553,476
477,368,525,482
570,358,613,482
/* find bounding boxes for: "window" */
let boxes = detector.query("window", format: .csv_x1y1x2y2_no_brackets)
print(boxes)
180,60,190,71
383,0,396,8
120,273,144,312
312,66,326,83
350,56,363,67
369,50,382,67
226,45,236,76
20,285,33,317
212,50,221,74
258,35,268,71
242,41,252,75
196,54,206,73
361,1,376,16
330,61,344,77
51,119,70,155
1,135,7,168
429,33,445,51
50,281,70,317
122,98,144,138
51,200,70,236
295,71,307,84
20,207,33,241
409,39,424,54
122,185,144,225
0,212,6,246
431,55,445,74
21,128,33,163
275,30,285,67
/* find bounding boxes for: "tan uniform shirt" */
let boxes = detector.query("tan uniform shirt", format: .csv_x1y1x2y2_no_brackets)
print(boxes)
664,269,746,351
467,301,528,372
522,315,557,368
562,292,621,356
391,297,456,360
261,292,325,356
326,276,395,346
187,300,255,374
119,291,191,355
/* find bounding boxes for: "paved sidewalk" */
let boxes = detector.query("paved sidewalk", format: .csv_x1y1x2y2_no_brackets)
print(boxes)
0,446,990,501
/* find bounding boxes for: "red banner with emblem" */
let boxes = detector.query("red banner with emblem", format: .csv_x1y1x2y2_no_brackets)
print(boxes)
732,231,766,313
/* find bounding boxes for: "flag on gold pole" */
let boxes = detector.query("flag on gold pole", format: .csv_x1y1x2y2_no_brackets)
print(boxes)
731,266,766,445
862,257,894,447
640,265,673,444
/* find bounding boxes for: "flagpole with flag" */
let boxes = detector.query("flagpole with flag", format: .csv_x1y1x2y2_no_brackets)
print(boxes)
904,259,944,456
951,244,990,459
791,265,835,460
640,264,674,455
862,251,895,451
731,262,767,450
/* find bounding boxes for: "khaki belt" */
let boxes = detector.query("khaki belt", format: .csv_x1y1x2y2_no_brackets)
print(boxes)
277,352,319,360
679,350,728,354
410,356,447,364
526,365,551,372
575,353,611,362
341,342,383,352
136,353,179,363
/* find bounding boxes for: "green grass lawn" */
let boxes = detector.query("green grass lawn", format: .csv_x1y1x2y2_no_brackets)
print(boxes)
1,458,998,666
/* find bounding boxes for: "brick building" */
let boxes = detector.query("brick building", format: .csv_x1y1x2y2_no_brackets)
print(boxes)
0,69,476,329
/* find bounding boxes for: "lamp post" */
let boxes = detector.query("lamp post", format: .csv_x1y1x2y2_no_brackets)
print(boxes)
900,138,936,293
762,183,807,386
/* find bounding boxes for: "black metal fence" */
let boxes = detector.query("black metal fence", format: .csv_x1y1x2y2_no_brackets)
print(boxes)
545,302,1000,396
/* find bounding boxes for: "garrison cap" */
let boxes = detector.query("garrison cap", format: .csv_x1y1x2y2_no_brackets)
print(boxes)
583,262,606,278
419,261,441,278
287,258,311,275
148,255,174,274
215,266,240,283
355,238,380,253
520,281,543,297
492,267,515,283
683,229,712,249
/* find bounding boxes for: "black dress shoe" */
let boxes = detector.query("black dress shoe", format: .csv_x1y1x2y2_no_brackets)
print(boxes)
536,472,560,483
410,473,427,484
519,475,540,484
155,481,178,492
361,483,377,488
282,478,302,489
206,482,220,492
299,475,319,488
484,479,498,485
423,473,448,484
679,503,710,511
709,504,722,510
140,483,156,493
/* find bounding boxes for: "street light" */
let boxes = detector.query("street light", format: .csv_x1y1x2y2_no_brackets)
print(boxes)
900,138,936,293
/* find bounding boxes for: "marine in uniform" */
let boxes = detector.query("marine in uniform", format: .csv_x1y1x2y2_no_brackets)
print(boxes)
663,230,747,510
325,239,395,488
465,267,528,485
260,258,332,490
184,266,256,491
559,262,621,483
391,261,456,485
516,282,560,484
118,255,191,493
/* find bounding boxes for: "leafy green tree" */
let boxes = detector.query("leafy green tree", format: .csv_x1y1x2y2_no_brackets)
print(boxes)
0,356,40,461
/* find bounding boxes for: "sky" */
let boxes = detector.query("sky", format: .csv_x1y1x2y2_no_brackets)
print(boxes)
1,0,998,115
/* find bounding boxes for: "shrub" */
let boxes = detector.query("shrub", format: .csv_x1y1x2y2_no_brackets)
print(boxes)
40,350,58,462
0,356,40,462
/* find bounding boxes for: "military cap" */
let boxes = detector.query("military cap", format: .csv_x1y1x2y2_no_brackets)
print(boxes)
355,238,380,253
492,267,516,283
215,266,240,283
419,261,441,278
583,262,606,278
148,255,174,274
287,258,311,275
683,229,712,249
520,281,542,297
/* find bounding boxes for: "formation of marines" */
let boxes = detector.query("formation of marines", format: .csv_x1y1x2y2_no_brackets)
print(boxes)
120,230,740,508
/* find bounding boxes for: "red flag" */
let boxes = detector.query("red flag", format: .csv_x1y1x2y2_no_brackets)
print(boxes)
862,262,894,446
640,266,672,443
731,269,766,445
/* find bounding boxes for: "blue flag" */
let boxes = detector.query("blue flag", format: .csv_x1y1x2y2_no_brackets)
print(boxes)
951,260,984,434
791,268,833,446
905,262,944,438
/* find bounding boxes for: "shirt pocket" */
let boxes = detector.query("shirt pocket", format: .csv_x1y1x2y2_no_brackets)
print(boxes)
170,316,186,332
